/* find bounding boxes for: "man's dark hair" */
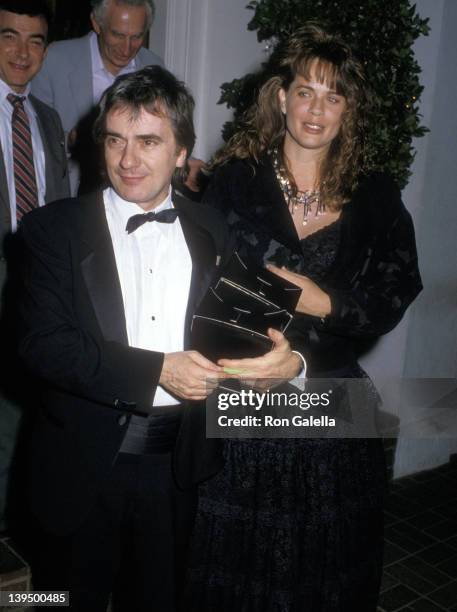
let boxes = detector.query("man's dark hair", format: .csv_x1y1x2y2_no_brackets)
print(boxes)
94,65,196,181
0,0,51,25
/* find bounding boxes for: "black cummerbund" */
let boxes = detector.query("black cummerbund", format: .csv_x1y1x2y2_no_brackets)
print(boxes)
119,408,182,455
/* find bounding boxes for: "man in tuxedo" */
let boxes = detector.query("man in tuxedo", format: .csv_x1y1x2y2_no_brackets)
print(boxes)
31,0,164,195
0,0,69,528
19,65,232,611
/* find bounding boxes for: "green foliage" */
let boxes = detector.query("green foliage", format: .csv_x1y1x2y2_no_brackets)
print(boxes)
219,0,430,187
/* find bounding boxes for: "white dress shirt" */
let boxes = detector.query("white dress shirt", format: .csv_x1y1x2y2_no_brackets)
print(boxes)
104,187,192,406
0,78,46,232
90,31,137,104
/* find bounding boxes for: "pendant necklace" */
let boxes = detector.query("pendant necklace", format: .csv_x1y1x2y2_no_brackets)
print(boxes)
272,148,325,225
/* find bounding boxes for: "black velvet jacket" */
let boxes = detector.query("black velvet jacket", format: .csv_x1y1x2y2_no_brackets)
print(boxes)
18,192,232,533
203,156,423,375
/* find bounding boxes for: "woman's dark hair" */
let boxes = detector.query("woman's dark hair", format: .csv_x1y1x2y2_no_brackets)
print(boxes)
213,23,372,209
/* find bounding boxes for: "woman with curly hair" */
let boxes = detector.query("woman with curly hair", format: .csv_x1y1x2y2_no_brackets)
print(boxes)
185,24,422,611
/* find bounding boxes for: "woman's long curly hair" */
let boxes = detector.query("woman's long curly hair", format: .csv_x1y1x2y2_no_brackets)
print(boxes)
213,24,372,209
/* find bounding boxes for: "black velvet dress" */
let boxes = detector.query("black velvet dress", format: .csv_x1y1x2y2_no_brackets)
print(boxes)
184,156,422,612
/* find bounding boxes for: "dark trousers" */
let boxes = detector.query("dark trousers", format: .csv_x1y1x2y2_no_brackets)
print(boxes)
31,452,197,612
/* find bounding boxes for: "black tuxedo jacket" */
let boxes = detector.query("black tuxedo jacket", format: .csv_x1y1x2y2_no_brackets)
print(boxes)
19,190,231,535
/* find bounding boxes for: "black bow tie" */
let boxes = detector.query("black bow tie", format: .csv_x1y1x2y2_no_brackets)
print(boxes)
125,208,179,234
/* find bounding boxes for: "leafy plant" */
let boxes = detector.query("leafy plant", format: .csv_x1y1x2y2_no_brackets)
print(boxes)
219,0,430,187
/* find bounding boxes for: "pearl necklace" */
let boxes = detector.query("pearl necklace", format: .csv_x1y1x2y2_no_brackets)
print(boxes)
272,148,326,225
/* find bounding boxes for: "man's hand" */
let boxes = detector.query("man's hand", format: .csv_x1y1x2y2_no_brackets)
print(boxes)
184,158,206,192
266,264,331,318
217,328,302,390
159,350,226,400
67,127,78,148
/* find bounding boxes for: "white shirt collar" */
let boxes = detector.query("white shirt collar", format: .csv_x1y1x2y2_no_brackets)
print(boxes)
0,77,31,98
104,186,174,234
0,78,34,111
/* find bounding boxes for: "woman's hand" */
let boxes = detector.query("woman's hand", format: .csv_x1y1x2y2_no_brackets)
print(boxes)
266,264,331,318
218,328,302,390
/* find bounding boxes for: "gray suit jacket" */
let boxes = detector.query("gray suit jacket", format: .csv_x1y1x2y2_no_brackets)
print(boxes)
31,32,164,135
0,94,70,257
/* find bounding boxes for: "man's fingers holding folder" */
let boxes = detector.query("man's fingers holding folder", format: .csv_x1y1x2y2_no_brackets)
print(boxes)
160,351,227,400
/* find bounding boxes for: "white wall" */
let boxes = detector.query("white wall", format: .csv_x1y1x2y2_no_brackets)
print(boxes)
148,0,167,60
149,0,457,477
150,0,265,159
403,0,457,379
393,0,457,477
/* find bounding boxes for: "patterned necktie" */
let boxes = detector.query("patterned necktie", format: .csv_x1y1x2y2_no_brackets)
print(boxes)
125,208,179,234
7,94,39,221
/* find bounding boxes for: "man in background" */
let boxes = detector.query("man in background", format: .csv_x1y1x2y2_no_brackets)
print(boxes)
0,0,69,249
0,0,69,530
31,0,163,194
